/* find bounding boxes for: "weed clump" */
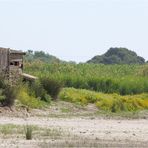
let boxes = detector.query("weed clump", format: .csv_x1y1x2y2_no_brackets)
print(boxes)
17,85,45,108
29,80,52,103
25,125,33,140
3,85,18,107
40,77,63,100
0,76,18,107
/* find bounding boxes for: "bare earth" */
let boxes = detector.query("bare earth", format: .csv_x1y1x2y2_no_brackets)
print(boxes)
0,101,148,148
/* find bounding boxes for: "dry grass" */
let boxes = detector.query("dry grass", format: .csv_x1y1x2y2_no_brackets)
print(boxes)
0,124,147,148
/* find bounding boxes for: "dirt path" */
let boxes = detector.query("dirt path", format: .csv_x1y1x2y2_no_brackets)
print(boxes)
0,116,148,147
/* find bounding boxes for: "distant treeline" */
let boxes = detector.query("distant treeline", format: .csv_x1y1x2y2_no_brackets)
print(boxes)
24,50,60,63
24,48,146,65
24,48,148,96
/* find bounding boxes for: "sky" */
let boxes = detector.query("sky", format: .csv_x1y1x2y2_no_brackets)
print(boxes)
0,0,148,62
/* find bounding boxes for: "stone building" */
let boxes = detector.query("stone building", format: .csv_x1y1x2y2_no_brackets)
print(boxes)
0,47,36,83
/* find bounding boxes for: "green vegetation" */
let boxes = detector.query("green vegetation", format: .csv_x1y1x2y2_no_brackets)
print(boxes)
1,48,148,114
87,48,145,64
59,88,148,112
0,124,64,140
40,77,63,99
25,125,33,140
0,74,63,108
0,124,18,135
24,50,61,63
0,76,45,108
0,76,18,107
16,78,62,108
16,85,45,108
24,61,148,95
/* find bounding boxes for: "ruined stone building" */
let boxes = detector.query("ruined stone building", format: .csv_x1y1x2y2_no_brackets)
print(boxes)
0,47,36,83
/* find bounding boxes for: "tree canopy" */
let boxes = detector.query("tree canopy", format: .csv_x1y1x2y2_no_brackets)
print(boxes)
87,48,145,64
24,50,61,63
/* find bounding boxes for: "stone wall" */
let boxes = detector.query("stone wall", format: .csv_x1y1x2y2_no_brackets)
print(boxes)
0,48,9,71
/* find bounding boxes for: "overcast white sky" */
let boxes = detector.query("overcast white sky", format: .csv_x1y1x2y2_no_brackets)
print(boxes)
0,0,148,62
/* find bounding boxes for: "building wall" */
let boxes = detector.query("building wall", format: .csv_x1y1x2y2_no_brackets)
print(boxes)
0,48,24,74
10,54,23,60
0,48,9,71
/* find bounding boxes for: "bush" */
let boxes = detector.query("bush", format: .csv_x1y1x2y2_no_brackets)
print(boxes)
2,85,17,107
0,75,51,108
17,85,45,108
59,88,148,112
0,76,18,107
40,78,63,100
0,78,6,89
29,81,51,103
0,89,5,103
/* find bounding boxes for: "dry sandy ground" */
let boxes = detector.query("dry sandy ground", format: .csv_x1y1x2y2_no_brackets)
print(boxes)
0,102,147,148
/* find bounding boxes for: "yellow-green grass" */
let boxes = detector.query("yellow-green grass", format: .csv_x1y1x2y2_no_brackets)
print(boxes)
17,87,46,108
59,88,148,112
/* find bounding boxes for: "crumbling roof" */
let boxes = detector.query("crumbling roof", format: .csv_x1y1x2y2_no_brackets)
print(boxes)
21,73,38,81
10,49,26,55
0,47,26,55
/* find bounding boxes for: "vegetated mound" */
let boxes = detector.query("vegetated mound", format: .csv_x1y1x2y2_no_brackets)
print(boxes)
24,50,61,63
87,47,145,64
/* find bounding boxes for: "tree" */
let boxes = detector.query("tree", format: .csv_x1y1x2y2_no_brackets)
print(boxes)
24,50,61,63
87,48,145,65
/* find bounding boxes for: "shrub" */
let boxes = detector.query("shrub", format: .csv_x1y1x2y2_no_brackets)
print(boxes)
29,81,51,103
2,85,18,107
0,78,6,89
96,94,148,112
0,89,5,103
40,77,63,100
0,75,18,107
59,88,148,112
17,86,45,108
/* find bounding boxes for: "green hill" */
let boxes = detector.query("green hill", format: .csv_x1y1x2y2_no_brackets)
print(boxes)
87,48,145,64
24,50,61,63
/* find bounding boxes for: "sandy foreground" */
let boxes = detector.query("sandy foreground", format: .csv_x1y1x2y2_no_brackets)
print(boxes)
0,117,148,148
0,102,148,148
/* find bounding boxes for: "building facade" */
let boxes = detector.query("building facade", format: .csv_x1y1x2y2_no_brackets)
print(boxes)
0,47,25,79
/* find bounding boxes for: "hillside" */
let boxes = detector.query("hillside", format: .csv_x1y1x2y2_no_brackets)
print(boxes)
87,48,145,64
24,50,61,63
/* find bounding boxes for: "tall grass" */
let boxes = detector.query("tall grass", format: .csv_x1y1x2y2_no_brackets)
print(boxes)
0,75,18,107
24,62,148,95
16,84,46,108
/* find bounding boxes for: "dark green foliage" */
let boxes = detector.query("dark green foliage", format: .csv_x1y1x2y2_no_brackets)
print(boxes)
24,50,60,63
25,125,32,140
87,47,145,64
29,81,51,103
0,75,6,89
0,90,5,103
0,76,17,107
2,85,17,107
40,78,63,99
